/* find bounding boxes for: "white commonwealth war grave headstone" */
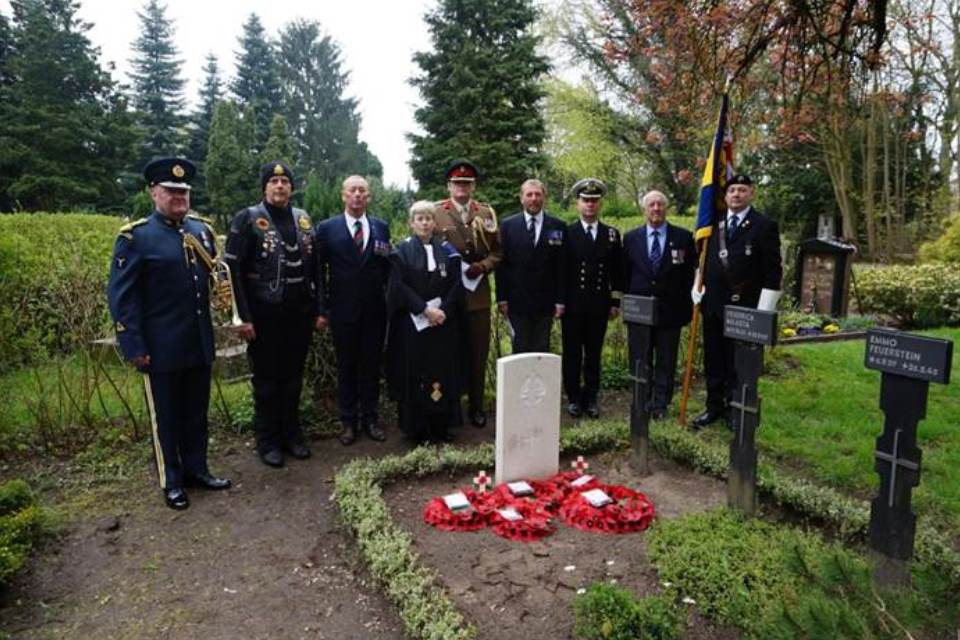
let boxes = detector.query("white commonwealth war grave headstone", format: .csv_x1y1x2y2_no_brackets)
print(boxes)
495,353,562,485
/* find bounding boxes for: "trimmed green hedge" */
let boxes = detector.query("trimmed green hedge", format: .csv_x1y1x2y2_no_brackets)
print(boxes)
854,263,960,328
0,479,50,585
0,213,120,370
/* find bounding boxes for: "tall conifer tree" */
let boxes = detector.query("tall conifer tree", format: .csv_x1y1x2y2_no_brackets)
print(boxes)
408,0,549,213
261,114,295,166
277,19,381,182
0,0,137,211
129,0,185,165
231,13,281,152
187,53,222,211
205,101,257,227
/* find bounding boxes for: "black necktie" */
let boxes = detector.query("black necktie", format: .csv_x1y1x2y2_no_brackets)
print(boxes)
527,217,536,245
727,215,739,240
650,229,662,268
587,224,595,241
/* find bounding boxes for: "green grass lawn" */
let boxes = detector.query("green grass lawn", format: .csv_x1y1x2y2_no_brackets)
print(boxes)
727,328,960,530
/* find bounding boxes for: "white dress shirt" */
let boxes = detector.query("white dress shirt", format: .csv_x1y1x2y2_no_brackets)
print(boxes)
580,219,597,240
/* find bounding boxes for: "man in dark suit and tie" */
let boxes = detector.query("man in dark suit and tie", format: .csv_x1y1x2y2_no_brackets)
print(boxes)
315,175,392,445
622,190,696,419
691,174,782,428
560,178,623,419
496,179,566,353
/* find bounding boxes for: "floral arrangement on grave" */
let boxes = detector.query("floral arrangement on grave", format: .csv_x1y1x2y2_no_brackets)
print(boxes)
422,457,656,542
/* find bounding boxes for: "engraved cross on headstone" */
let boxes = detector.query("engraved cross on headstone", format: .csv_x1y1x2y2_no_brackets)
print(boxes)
622,295,657,476
723,306,777,517
863,328,952,586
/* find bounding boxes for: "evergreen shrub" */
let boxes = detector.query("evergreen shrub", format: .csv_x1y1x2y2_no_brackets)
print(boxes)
0,479,50,585
854,263,960,327
0,213,119,371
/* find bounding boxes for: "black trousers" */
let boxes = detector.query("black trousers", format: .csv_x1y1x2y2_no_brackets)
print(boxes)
561,312,609,404
627,325,682,411
702,310,736,413
247,309,314,452
509,312,553,353
331,312,387,426
143,364,211,490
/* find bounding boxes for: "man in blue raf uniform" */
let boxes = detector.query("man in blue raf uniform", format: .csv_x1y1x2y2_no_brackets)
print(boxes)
496,179,566,354
623,190,696,419
315,175,392,446
692,174,783,429
107,157,231,510
560,178,624,419
224,161,323,468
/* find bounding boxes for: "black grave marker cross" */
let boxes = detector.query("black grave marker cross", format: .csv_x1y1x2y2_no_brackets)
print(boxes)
864,328,952,582
723,306,778,516
622,295,657,475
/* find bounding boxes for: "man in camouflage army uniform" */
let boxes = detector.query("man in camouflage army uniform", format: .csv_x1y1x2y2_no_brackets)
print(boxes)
433,160,502,427
107,157,231,510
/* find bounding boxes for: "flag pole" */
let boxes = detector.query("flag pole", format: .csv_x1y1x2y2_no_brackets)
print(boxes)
678,245,707,426
678,88,731,426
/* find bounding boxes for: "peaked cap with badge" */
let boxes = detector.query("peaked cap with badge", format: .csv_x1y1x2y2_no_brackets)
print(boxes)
445,159,480,183
571,178,607,200
144,157,196,190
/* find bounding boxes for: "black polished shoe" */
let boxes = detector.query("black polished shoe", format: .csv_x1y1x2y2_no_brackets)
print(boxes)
566,402,583,418
259,448,285,467
469,409,487,428
691,410,724,429
285,442,311,460
185,472,231,490
364,422,387,442
339,424,357,446
164,488,189,510
586,402,600,419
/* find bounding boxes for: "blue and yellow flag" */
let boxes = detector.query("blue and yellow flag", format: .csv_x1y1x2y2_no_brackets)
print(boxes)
694,95,734,242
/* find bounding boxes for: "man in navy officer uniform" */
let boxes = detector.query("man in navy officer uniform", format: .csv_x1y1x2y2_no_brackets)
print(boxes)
224,161,323,468
691,174,782,428
107,157,231,510
622,190,696,419
559,178,623,419
315,175,392,445
496,178,566,354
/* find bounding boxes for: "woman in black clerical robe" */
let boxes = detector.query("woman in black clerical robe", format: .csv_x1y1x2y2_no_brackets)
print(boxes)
386,200,464,443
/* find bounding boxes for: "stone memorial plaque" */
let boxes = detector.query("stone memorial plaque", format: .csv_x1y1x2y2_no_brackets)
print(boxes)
495,353,562,485
621,295,658,326
723,306,778,346
800,254,836,313
864,329,953,385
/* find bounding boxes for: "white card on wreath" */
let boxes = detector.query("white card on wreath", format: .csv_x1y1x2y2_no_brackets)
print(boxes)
507,481,534,496
571,474,594,488
497,507,523,522
443,491,471,511
582,488,613,507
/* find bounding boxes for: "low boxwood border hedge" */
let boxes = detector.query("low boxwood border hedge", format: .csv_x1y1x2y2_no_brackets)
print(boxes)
333,419,960,640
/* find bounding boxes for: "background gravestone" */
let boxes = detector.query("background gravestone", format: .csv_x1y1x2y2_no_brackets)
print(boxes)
495,353,562,485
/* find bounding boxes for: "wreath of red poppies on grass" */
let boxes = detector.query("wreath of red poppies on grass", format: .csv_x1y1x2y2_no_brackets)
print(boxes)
422,470,655,542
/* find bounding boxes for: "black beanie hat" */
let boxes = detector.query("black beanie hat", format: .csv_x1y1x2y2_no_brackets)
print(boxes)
260,161,295,191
